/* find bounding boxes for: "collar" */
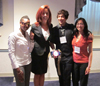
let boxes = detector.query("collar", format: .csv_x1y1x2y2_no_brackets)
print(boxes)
57,23,68,29
16,29,28,37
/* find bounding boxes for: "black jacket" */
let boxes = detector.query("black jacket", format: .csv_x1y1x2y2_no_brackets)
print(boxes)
31,23,53,56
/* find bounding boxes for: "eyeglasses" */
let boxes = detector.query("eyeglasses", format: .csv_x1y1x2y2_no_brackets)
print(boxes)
21,22,30,26
76,23,84,26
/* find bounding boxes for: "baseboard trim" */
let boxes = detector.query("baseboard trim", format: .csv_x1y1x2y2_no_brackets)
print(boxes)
90,69,100,73
0,73,14,77
0,69,100,82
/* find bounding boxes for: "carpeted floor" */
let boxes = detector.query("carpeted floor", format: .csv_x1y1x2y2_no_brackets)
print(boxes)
0,73,100,86
88,73,100,86
0,77,13,86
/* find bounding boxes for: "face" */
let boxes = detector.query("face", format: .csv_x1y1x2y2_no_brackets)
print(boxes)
57,14,67,26
20,18,30,32
41,8,49,24
76,20,84,33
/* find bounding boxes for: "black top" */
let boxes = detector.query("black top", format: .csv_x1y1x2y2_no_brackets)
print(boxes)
51,23,75,61
31,23,53,74
31,23,53,56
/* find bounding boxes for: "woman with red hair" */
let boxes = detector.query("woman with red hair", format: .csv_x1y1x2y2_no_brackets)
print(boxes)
31,5,53,86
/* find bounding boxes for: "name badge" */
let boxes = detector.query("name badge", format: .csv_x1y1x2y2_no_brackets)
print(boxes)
60,36,67,44
74,46,80,54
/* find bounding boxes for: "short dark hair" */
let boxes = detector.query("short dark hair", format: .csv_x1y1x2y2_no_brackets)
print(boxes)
57,9,69,19
20,15,30,22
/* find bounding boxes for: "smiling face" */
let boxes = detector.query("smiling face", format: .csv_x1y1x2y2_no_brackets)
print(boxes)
41,8,49,25
20,18,30,32
57,14,67,26
76,20,85,33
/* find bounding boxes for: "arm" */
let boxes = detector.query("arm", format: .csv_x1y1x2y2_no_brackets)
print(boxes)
85,42,93,75
49,27,56,50
8,33,19,69
88,31,94,39
88,42,93,68
49,42,55,50
8,33,24,82
29,31,34,52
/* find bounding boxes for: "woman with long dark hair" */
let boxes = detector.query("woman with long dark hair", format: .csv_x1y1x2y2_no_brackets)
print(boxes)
72,18,93,86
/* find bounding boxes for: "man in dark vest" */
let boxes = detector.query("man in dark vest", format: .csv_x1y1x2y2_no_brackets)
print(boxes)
51,9,74,86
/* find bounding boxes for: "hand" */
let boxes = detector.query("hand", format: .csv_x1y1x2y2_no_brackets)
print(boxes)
30,31,34,40
49,42,55,49
16,68,24,83
85,67,90,75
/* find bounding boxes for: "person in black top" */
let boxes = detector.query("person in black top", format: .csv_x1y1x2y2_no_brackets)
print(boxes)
31,5,53,86
50,9,75,86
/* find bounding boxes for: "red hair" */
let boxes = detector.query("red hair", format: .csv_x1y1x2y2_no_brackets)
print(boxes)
36,5,52,26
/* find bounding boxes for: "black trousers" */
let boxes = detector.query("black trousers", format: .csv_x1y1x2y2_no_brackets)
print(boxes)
55,56,73,86
73,63,88,86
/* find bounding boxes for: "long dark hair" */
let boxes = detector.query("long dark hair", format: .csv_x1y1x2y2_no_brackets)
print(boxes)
74,17,90,37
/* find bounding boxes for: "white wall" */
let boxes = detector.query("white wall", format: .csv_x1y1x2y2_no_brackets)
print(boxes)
0,0,100,80
0,0,14,49
93,36,100,48
0,52,13,74
14,0,75,32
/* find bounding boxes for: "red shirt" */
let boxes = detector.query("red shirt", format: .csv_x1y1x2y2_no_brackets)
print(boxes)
72,35,93,63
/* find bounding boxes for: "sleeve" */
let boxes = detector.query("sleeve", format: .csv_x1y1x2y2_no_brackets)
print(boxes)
26,31,34,53
29,40,34,52
48,24,53,42
30,24,35,33
8,33,19,69
49,27,56,43
87,37,93,44
71,24,75,29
